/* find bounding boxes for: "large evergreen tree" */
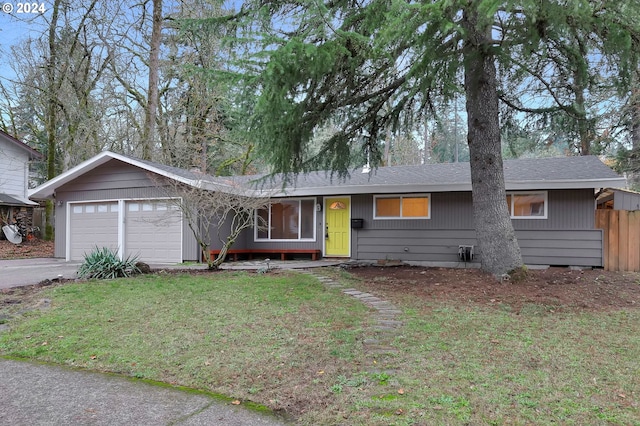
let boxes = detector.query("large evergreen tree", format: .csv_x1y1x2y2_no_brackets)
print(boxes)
227,0,639,276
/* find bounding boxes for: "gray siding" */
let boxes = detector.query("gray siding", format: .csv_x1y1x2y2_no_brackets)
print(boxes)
0,139,30,198
514,189,595,230
351,189,595,232
350,189,602,267
354,229,477,263
210,189,602,266
353,228,602,267
614,191,640,211
54,160,199,261
517,230,602,266
57,160,157,192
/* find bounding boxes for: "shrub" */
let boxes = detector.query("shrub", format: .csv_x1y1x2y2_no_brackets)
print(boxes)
77,247,141,279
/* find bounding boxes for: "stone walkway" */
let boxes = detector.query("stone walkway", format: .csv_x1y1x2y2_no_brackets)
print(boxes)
298,269,403,374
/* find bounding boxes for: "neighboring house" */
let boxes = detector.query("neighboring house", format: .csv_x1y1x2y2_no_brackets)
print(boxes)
29,151,625,267
0,130,42,230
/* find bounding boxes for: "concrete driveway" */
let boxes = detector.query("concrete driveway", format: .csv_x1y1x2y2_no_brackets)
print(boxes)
0,258,80,289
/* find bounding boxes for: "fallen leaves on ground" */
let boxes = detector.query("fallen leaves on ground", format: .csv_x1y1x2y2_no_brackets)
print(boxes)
0,239,54,259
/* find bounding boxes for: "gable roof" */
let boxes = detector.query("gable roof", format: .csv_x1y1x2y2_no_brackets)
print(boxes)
0,130,42,160
28,151,242,199
29,151,626,200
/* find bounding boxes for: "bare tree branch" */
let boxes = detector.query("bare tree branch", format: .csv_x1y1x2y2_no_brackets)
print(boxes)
149,174,271,269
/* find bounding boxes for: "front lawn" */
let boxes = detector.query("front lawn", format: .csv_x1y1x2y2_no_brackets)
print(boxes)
1,268,639,425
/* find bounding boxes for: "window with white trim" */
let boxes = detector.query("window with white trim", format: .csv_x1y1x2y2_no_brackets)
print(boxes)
373,194,430,219
506,192,547,219
255,199,316,240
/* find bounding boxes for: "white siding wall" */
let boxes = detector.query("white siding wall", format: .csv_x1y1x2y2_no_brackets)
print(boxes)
0,139,29,197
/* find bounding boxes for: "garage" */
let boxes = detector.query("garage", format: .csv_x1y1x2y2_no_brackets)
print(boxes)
124,200,182,263
28,152,201,262
69,202,119,260
68,199,182,263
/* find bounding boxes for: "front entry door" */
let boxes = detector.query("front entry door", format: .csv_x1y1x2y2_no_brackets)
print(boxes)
325,197,350,257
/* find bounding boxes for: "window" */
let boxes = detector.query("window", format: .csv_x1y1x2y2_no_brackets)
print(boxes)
506,192,547,219
256,199,315,240
374,195,430,219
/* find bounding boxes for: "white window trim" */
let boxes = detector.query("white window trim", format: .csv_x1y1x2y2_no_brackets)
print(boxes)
507,191,548,219
373,194,431,220
254,198,317,242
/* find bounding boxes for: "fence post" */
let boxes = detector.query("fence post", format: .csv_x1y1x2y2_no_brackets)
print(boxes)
629,211,640,272
608,210,619,271
596,211,608,270
619,211,629,272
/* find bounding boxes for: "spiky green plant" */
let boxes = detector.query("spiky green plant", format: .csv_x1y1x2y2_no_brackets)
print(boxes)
77,247,141,280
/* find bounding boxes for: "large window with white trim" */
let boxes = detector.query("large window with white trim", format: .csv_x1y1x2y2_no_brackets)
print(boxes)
506,192,547,219
373,194,430,219
256,199,316,240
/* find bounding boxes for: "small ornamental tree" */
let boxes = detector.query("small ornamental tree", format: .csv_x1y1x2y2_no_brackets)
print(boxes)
154,175,270,269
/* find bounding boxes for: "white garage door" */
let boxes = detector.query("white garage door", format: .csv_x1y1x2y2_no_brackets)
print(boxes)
124,200,182,263
68,199,183,263
69,202,119,260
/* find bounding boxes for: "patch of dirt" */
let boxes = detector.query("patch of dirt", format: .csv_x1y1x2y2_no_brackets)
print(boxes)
0,238,54,259
1,279,67,320
347,265,640,313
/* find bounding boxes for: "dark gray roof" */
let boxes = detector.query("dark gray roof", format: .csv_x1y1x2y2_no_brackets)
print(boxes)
0,193,39,206
243,155,624,196
29,151,627,200
127,155,624,192
117,154,219,182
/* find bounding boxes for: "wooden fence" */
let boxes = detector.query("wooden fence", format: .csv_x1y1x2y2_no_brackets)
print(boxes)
595,210,640,271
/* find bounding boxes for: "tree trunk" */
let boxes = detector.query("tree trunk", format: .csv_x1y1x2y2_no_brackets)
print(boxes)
44,0,62,241
142,0,162,160
633,68,640,150
633,87,640,152
574,67,591,155
384,126,391,166
462,7,523,277
628,68,640,189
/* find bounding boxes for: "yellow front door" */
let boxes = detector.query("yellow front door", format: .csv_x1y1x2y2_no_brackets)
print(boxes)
325,197,350,257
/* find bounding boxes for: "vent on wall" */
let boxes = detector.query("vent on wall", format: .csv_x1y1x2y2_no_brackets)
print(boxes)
458,245,474,262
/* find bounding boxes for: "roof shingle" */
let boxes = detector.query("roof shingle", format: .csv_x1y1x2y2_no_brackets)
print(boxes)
241,156,624,195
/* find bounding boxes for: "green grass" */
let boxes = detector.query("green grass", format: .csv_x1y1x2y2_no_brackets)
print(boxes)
2,269,640,425
378,307,640,425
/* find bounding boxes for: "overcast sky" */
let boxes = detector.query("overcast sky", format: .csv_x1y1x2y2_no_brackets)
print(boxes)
0,6,47,83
